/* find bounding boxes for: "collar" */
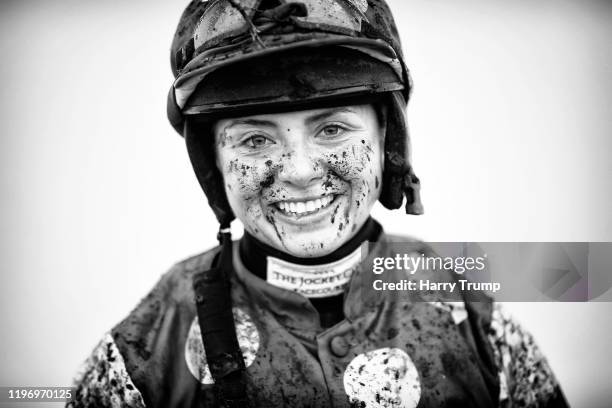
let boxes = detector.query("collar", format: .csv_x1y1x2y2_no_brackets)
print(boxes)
264,247,361,298
239,217,381,287
232,229,390,331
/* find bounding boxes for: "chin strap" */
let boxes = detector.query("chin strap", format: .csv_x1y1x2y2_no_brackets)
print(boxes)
193,224,250,408
378,91,424,215
403,166,424,215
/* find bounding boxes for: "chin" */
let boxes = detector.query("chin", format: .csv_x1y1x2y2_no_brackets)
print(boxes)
275,229,352,258
246,198,373,258
287,240,340,258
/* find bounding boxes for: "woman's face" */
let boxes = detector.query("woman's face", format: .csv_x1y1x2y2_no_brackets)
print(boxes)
214,104,385,257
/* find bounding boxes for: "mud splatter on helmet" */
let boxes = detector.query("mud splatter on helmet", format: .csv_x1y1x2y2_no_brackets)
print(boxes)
167,0,424,227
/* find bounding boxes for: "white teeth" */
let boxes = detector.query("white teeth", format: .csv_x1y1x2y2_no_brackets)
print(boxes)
276,195,335,215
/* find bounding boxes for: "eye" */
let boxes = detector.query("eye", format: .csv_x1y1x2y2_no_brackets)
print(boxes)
320,125,344,138
243,134,274,149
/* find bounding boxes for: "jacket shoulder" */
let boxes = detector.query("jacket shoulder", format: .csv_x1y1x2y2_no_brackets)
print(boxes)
143,247,221,306
68,333,146,408
112,245,221,340
108,247,221,406
488,303,569,407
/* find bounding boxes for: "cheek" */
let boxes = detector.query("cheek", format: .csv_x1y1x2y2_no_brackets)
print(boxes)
219,154,279,218
321,140,382,231
323,141,383,192
222,157,271,195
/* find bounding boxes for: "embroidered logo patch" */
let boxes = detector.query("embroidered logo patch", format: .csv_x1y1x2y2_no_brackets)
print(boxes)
344,348,421,408
184,307,260,384
267,246,362,298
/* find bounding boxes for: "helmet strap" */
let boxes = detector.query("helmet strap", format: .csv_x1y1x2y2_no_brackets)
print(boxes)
193,220,251,407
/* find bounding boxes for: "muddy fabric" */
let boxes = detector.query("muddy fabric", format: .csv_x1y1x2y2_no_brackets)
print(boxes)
68,334,145,408
489,305,569,408
69,232,568,408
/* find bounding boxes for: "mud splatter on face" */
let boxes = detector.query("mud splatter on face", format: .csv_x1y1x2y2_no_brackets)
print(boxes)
214,104,384,257
260,174,275,188
216,125,234,149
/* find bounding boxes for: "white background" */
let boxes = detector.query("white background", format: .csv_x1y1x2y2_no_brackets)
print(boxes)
1,0,611,406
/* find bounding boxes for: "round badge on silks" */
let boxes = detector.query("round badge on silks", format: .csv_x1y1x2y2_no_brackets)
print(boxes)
184,307,260,384
343,348,421,408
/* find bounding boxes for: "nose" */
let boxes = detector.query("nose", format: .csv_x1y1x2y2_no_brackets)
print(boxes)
277,146,324,187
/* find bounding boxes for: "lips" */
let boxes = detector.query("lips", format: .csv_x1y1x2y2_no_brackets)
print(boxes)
275,195,336,216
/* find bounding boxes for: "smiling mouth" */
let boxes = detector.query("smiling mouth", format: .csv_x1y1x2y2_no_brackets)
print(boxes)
274,195,337,216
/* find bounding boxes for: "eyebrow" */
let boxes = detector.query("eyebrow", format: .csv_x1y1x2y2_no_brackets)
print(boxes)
224,118,277,129
223,107,358,130
304,107,358,126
